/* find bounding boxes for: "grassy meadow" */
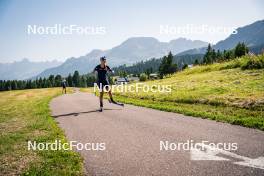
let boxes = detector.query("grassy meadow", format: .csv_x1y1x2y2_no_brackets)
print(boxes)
0,88,83,175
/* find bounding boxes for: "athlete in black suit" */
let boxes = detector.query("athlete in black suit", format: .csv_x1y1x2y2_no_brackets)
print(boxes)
93,56,122,111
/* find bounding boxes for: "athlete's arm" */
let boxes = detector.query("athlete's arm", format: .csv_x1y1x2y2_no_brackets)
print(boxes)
106,66,114,73
93,65,99,73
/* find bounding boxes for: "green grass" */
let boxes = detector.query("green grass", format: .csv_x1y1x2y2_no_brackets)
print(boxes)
114,95,264,130
82,54,264,130
0,88,83,175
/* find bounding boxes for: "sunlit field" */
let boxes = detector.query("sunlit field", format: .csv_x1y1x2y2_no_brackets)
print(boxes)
0,88,83,175
82,55,264,130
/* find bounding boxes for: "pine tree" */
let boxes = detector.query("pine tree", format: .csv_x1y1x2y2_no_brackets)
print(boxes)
159,52,178,78
55,75,62,87
0,80,3,91
73,71,80,87
203,44,213,64
234,42,248,58
5,80,11,90
48,75,55,87
67,74,73,87
11,80,17,90
194,59,199,65
38,78,43,88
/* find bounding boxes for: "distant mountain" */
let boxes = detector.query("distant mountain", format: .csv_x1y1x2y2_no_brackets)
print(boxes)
214,20,264,50
104,37,167,66
176,19,264,55
36,37,208,78
168,38,208,54
0,59,62,80
176,47,207,56
35,49,104,79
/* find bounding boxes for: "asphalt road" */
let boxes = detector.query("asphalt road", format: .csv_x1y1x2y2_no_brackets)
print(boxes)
50,91,264,176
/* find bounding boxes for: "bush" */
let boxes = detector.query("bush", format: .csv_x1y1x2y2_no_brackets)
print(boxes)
182,64,188,70
241,55,264,70
220,54,264,70
220,58,242,70
139,73,148,81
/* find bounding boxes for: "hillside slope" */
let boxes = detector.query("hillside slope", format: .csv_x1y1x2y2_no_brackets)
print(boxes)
112,54,264,130
215,20,264,50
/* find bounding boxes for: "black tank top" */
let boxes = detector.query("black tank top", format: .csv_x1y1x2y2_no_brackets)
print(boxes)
94,65,111,82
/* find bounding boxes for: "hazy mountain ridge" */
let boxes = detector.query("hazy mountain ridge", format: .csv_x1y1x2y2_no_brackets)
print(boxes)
34,51,103,79
176,20,264,56
0,59,62,80
36,37,208,78
214,20,264,50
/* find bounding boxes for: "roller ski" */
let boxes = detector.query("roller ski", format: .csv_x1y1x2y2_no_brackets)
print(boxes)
108,99,124,107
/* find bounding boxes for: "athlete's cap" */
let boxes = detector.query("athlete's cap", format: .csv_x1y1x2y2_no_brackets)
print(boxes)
100,56,106,60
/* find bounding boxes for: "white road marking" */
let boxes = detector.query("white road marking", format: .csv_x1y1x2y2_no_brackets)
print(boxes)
190,143,264,169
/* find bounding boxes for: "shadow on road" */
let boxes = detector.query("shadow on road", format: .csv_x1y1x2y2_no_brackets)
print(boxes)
52,108,122,118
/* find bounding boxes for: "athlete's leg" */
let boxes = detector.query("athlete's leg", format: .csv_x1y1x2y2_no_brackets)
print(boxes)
108,89,118,104
97,82,104,108
105,84,114,102
108,90,113,101
99,91,104,107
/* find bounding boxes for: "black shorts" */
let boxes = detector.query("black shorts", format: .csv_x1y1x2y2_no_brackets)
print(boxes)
97,81,110,91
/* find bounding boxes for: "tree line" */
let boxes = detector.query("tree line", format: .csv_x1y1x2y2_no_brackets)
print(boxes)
0,71,96,91
202,42,248,64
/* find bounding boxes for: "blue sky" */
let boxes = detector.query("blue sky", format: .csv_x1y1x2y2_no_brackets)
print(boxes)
0,0,263,62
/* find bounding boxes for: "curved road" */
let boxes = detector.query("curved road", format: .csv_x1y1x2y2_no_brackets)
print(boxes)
50,91,264,176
